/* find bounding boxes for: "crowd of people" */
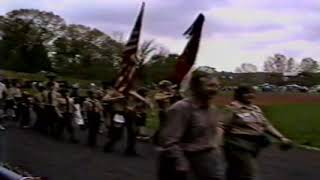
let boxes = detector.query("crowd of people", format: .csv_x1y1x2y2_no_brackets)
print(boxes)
0,69,294,180
0,74,182,156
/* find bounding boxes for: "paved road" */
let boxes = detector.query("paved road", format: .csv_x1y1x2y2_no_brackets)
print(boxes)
3,125,320,180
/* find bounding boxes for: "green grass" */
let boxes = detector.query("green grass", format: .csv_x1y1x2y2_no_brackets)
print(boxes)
263,104,320,148
146,103,320,148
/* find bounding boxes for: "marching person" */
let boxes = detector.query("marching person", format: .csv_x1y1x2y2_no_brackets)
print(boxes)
5,80,22,121
157,69,223,180
153,80,176,145
223,85,293,180
103,87,152,156
102,88,127,153
0,78,7,129
101,82,116,133
43,82,61,137
33,83,46,132
73,96,85,130
56,88,78,143
45,73,60,91
18,91,33,129
135,87,151,141
124,89,152,156
83,90,103,147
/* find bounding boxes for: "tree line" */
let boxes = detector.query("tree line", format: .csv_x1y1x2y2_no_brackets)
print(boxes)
235,54,319,73
0,9,319,86
0,9,178,84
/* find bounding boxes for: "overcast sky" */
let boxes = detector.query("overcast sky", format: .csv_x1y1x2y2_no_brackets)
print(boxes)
1,0,320,71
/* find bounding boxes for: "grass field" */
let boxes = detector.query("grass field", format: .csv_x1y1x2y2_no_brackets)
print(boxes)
147,103,320,148
263,103,320,148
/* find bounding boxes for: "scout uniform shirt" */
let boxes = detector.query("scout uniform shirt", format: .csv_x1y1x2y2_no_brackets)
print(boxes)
6,87,22,99
158,98,223,168
102,89,126,112
83,98,103,114
34,91,46,109
224,101,275,136
43,89,61,117
57,96,75,114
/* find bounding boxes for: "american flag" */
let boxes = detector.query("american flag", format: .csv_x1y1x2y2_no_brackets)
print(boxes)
114,2,145,93
170,13,205,85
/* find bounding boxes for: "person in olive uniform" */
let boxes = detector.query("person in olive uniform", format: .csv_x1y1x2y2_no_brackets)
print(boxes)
157,69,223,180
223,85,293,180
83,91,103,147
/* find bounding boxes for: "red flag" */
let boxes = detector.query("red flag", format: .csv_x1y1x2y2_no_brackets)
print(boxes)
114,2,145,93
171,14,205,85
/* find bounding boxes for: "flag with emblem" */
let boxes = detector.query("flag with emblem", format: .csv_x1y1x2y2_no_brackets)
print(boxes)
114,2,145,93
170,13,205,85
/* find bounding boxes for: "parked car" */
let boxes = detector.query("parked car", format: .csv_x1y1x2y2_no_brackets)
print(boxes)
259,83,277,92
285,84,308,93
309,85,320,93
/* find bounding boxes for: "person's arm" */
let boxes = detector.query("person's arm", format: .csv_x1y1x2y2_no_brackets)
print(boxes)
102,93,125,102
128,90,153,108
257,107,292,146
154,92,174,101
158,104,189,172
264,120,288,141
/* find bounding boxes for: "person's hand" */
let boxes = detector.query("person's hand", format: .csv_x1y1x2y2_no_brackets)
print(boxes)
279,137,294,151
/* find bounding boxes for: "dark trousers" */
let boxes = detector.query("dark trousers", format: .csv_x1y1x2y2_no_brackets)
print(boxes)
157,149,222,180
104,111,137,153
153,110,166,145
33,106,45,132
87,112,101,147
56,113,76,140
157,153,188,180
19,104,30,127
224,143,258,180
44,106,58,137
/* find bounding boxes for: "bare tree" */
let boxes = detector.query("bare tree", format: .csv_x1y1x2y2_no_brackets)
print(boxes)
286,58,297,72
235,63,258,73
111,31,125,44
264,54,293,73
138,39,158,64
299,58,319,73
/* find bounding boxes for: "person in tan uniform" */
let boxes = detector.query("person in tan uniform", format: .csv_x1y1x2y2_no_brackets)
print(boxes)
56,88,78,143
43,82,61,137
223,85,293,180
5,81,22,121
157,69,223,180
153,80,176,145
83,90,104,147
33,84,46,132
102,88,127,152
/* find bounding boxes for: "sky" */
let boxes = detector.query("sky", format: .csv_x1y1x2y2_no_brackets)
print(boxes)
1,0,320,72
